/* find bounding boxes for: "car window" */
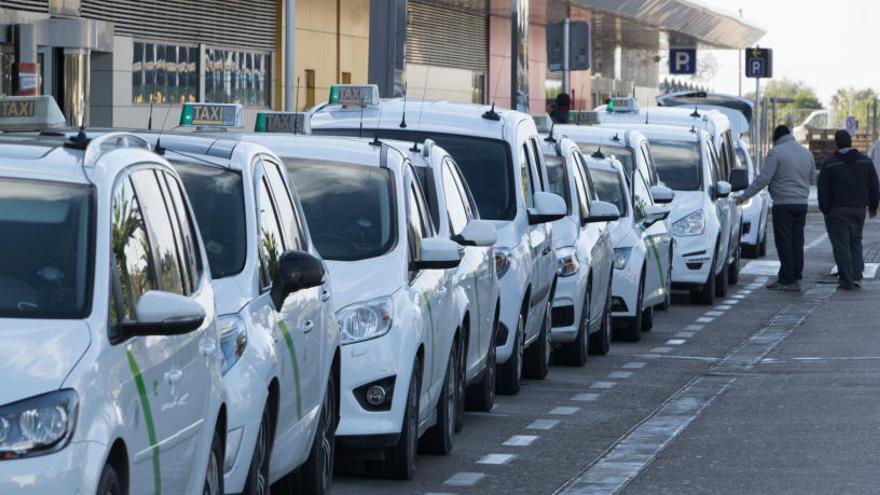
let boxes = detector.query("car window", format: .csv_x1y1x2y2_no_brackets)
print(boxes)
570,155,591,221
447,158,477,219
575,153,599,201
632,171,653,221
110,176,154,330
544,154,570,211
130,170,186,295
156,172,196,293
413,165,441,230
407,176,432,265
707,139,721,187
591,168,627,217
639,142,658,185
519,144,535,208
442,162,469,236
577,143,634,182
287,159,395,261
529,139,546,190
262,159,305,251
257,176,286,286
649,139,703,191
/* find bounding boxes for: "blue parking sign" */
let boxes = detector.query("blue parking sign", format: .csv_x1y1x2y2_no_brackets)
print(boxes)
669,48,697,75
745,48,773,78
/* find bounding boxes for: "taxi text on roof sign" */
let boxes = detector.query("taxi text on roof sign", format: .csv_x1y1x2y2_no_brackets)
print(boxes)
0,95,66,131
255,112,310,134
179,102,244,128
328,84,380,107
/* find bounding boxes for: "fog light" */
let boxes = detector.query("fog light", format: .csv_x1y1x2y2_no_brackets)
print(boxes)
366,385,387,406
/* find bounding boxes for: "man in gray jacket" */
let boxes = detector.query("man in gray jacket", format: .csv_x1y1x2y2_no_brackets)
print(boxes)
737,125,816,291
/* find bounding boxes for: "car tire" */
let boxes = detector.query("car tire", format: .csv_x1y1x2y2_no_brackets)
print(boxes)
715,254,729,297
614,271,644,342
297,374,336,494
466,317,497,412
420,343,457,455
659,253,673,311
589,278,612,355
742,243,758,259
496,313,524,395
454,336,466,433
523,300,552,380
383,361,420,480
242,404,273,495
96,463,122,495
556,288,590,366
642,304,655,332
204,430,224,495
728,244,741,286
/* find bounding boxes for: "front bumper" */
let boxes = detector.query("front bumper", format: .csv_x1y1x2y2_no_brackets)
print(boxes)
0,441,106,494
740,204,764,246
550,272,587,344
611,263,641,319
495,271,529,365
671,233,715,286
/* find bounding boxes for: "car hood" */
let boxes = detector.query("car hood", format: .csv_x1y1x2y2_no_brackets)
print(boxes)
0,319,91,405
326,257,403,311
668,190,706,223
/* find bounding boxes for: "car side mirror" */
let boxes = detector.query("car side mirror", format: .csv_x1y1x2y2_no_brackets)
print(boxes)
641,205,670,228
452,219,497,247
412,237,463,270
122,291,206,337
650,185,675,204
584,200,620,224
528,191,567,225
728,168,749,192
270,250,326,311
715,181,732,199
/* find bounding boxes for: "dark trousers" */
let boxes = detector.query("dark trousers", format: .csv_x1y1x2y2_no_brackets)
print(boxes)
825,207,866,287
772,204,808,285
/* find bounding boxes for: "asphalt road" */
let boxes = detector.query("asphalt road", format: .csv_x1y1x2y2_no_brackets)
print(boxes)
330,210,880,495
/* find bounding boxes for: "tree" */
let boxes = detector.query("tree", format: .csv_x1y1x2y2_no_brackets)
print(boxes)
746,78,824,128
830,87,877,134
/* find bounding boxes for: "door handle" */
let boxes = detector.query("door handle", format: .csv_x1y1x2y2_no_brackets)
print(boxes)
164,369,183,385
302,320,315,333
321,288,331,302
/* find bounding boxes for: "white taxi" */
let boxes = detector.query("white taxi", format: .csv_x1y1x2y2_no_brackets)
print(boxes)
245,133,466,480
311,85,567,395
587,156,672,341
0,97,226,494
537,134,619,364
735,138,769,258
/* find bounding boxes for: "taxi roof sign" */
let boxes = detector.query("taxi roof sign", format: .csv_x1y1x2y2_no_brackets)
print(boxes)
0,96,65,131
255,111,310,134
328,84,380,108
568,111,600,125
607,97,639,113
179,103,243,128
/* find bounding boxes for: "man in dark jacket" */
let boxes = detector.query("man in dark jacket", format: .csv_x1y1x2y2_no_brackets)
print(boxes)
818,130,880,289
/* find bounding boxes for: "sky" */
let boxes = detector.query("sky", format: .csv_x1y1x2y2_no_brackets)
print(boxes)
698,0,878,105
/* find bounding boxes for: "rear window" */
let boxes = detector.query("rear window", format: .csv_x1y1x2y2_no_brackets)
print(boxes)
577,143,634,179
649,139,702,191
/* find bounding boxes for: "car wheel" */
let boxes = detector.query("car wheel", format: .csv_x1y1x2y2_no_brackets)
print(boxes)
589,278,612,355
715,253,729,297
614,271,644,342
728,243,741,286
496,313,524,395
642,304,655,332
523,299,552,380
96,463,122,495
243,404,273,495
659,254,673,311
466,316,497,411
383,360,420,480
557,287,590,366
454,337,466,433
297,374,336,494
420,342,457,455
691,252,717,305
203,430,224,495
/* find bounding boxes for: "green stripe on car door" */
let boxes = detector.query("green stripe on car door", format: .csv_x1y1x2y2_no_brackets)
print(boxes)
277,320,304,420
638,224,666,287
126,350,162,495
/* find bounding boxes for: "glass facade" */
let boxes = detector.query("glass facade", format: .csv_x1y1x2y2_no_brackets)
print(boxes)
204,47,271,107
132,42,199,105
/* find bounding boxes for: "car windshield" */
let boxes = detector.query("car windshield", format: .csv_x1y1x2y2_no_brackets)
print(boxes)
286,160,395,261
591,169,627,217
544,155,570,208
0,178,93,318
312,128,516,220
577,143,634,178
649,139,702,191
175,163,246,279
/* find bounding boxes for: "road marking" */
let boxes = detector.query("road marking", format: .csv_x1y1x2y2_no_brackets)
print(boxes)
732,294,746,299
623,362,646,369
503,435,539,447
696,317,714,323
684,324,704,331
714,305,732,310
477,454,517,465
608,371,633,379
805,233,828,250
830,263,880,279
723,299,740,305
444,472,485,487
557,286,836,495
640,354,718,363
675,331,695,338
528,419,561,430
739,290,753,295
591,381,617,389
650,347,672,354
665,339,686,345
741,260,782,277
704,311,724,317
571,393,600,402
550,406,580,415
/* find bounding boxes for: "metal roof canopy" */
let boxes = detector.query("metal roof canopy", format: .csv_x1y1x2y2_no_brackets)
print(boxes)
571,0,766,49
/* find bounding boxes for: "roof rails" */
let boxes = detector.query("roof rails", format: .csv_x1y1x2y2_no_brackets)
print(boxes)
75,131,152,167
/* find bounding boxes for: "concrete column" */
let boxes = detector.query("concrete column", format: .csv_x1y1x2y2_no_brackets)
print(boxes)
63,48,89,126
368,0,406,98
14,24,38,96
285,0,295,111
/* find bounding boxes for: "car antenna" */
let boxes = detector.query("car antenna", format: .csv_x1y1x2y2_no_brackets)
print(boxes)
575,85,585,126
411,67,431,152
399,82,408,128
645,109,650,125
591,121,607,159
690,105,700,118
483,42,509,121
295,76,300,112
370,101,384,147
64,124,90,150
357,103,365,139
544,122,556,143
152,103,176,155
146,72,158,130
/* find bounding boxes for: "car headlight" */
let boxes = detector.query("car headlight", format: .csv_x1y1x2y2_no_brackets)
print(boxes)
556,246,579,277
0,389,78,460
672,210,706,237
337,297,394,344
494,247,512,279
218,315,248,375
613,247,633,270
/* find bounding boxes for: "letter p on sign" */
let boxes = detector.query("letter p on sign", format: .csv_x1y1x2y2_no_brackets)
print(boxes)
669,48,696,75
